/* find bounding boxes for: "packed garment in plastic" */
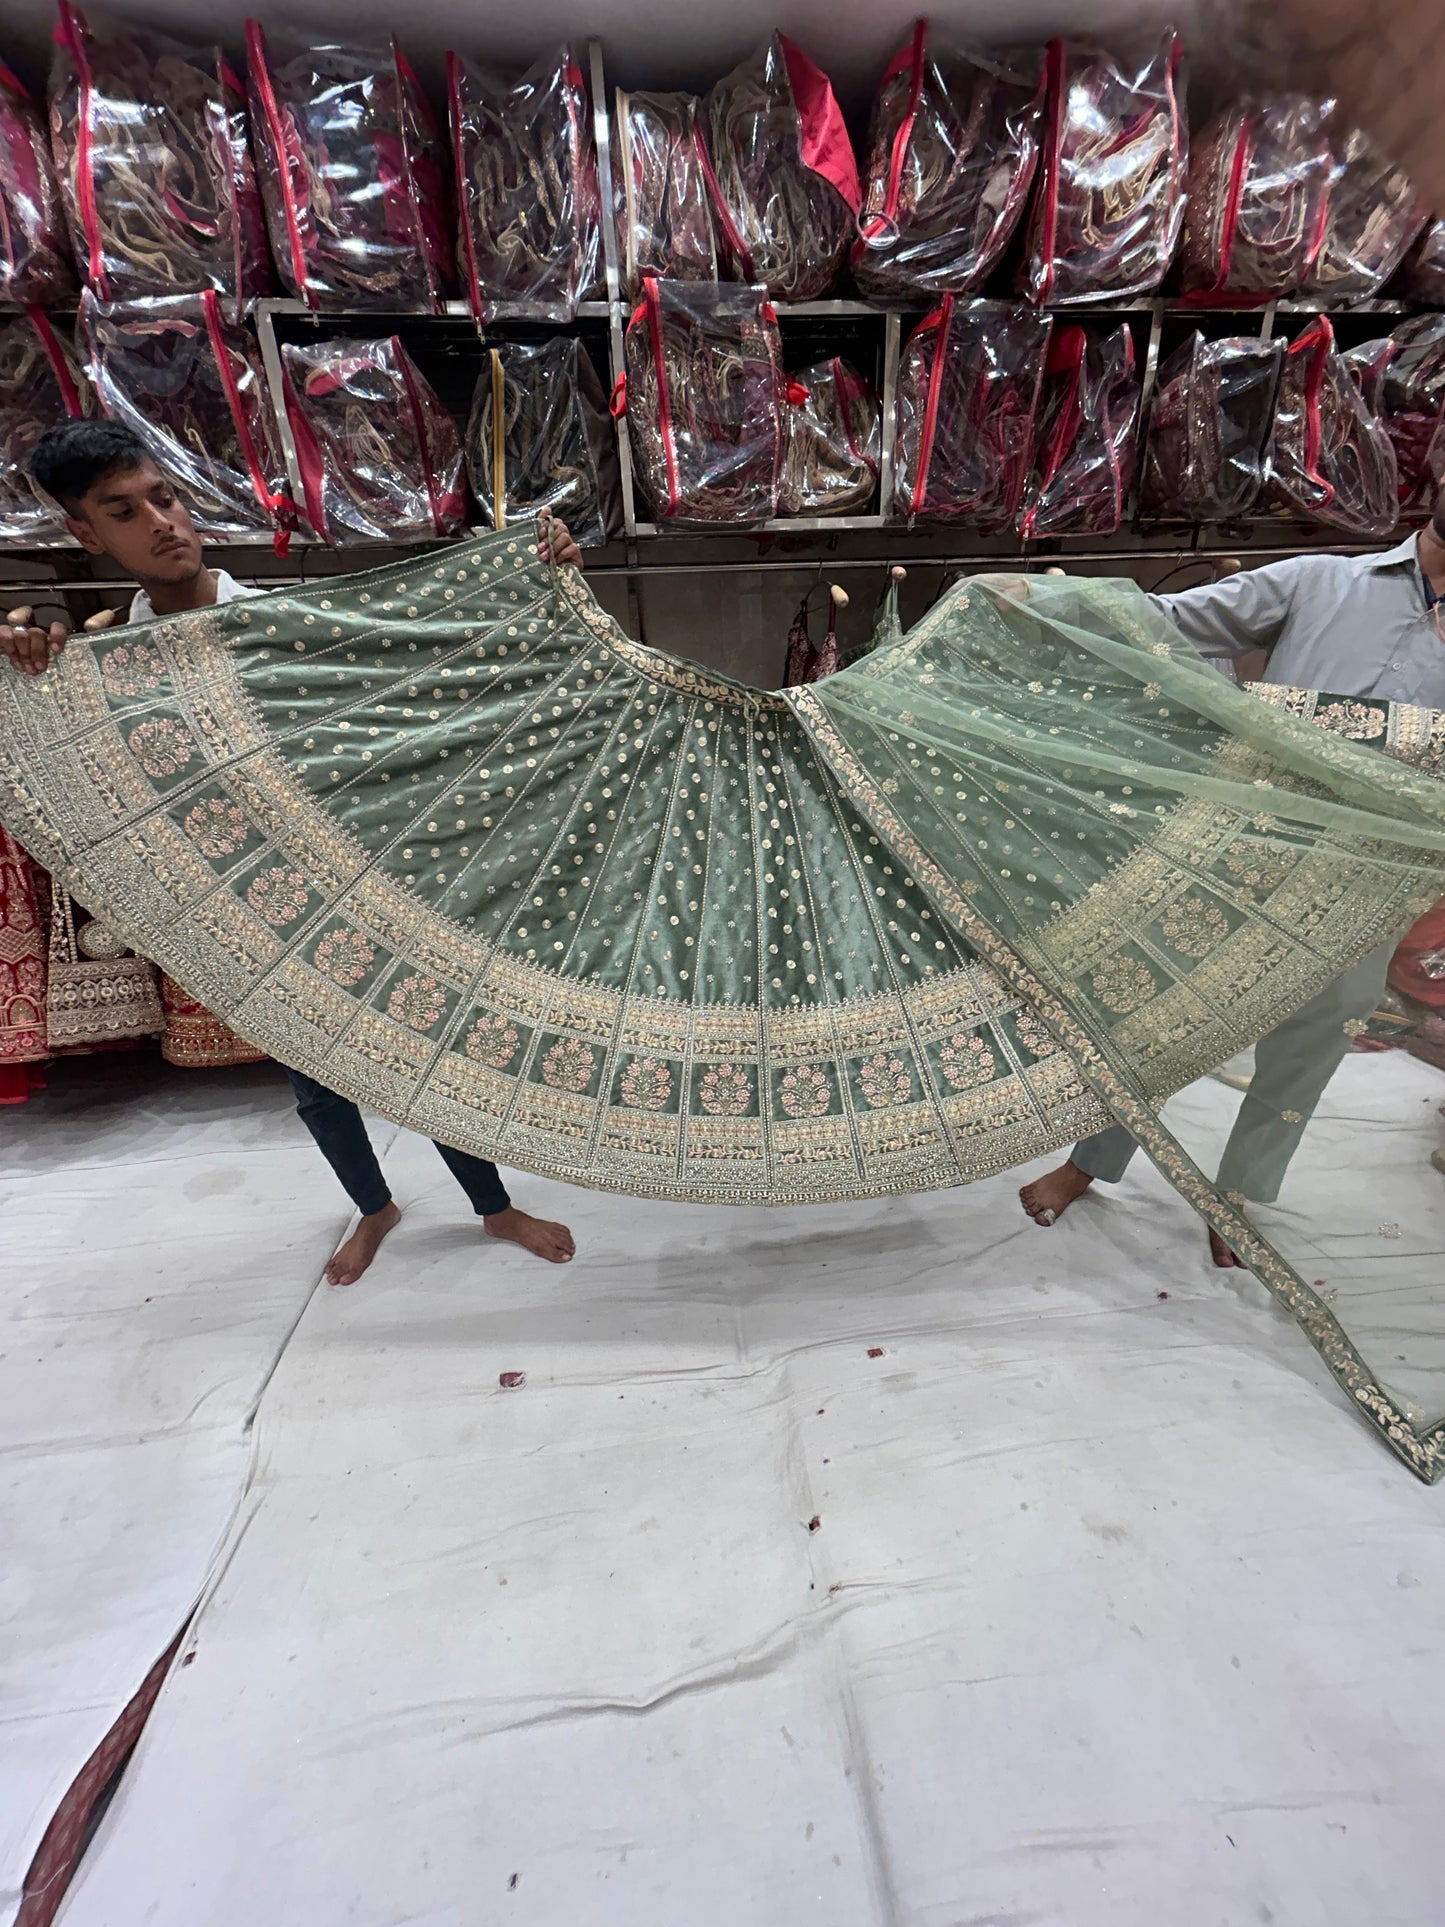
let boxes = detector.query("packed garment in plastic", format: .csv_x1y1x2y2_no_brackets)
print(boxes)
619,277,785,526
448,46,600,322
1019,32,1187,305
1139,333,1282,522
893,296,1052,528
466,336,621,550
1302,124,1427,301
49,3,269,309
245,24,452,310
1018,323,1139,538
0,310,89,544
703,33,860,300
1178,96,1333,303
1263,315,1398,537
853,24,1043,302
281,335,467,546
613,90,722,294
1347,316,1445,509
779,359,880,517
1395,220,1445,305
80,290,298,541
0,57,76,306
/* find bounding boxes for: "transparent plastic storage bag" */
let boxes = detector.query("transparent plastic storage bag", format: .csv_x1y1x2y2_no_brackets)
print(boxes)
0,309,89,544
1019,31,1187,305
1139,333,1283,522
1302,123,1428,302
466,336,621,551
779,358,880,517
1018,322,1140,538
620,277,785,527
893,296,1051,528
282,334,466,546
852,24,1043,302
702,33,860,301
0,56,76,305
1263,315,1399,537
245,23,452,311
81,289,298,541
1346,316,1445,510
49,2,269,309
447,46,600,322
613,89,722,295
1178,96,1333,303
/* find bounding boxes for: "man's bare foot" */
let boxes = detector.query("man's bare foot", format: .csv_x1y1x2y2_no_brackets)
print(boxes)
484,1206,575,1264
1020,1159,1094,1226
1208,1225,1245,1269
326,1201,402,1286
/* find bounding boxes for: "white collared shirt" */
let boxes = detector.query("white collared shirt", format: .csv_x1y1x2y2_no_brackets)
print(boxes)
128,570,261,624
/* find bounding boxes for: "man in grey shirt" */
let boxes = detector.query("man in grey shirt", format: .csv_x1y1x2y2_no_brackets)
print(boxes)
1021,491,1445,1263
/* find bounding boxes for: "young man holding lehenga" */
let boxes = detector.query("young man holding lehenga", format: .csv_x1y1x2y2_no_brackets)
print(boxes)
1,420,579,1283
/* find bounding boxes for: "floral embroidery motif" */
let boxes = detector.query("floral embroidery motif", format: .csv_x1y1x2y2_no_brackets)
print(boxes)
1012,1007,1058,1059
387,973,446,1031
127,717,195,777
938,1031,996,1090
182,796,248,858
621,1056,673,1110
312,927,376,987
1090,954,1158,1015
100,640,167,698
246,866,309,927
465,1012,520,1069
542,1038,595,1092
1222,841,1299,895
1160,896,1230,958
779,1065,831,1117
860,1051,912,1108
1316,701,1387,741
698,1064,752,1115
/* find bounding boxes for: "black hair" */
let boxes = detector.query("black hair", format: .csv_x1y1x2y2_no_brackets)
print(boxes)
28,419,156,512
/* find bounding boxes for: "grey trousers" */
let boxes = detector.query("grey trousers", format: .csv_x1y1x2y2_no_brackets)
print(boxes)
1072,941,1395,1205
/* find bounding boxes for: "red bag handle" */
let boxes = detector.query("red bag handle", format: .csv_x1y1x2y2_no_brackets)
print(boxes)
911,294,954,514
55,1,107,298
26,307,84,418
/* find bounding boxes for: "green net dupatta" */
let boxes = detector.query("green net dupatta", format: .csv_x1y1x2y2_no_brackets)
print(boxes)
2,531,1444,1474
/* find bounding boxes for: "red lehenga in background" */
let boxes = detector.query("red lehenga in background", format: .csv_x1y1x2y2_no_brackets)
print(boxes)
0,823,48,1103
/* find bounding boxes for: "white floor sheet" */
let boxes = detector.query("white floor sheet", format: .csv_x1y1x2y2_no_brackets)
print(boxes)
5,1056,1444,1926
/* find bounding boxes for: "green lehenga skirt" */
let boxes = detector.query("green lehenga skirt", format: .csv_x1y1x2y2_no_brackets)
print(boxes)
3,527,1444,1474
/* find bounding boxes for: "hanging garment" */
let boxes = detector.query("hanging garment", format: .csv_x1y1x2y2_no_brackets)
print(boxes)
0,822,48,1101
3,531,1445,1477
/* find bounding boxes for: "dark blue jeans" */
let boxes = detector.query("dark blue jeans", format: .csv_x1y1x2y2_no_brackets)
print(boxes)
286,1069,511,1219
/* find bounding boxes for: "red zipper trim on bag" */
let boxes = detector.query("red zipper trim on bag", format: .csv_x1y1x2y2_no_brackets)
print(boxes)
201,290,298,549
643,276,680,516
392,40,442,313
911,293,953,514
1212,114,1253,295
1020,324,1085,538
245,20,310,306
692,124,756,282
56,2,107,298
393,334,445,534
857,18,927,250
830,355,877,478
27,307,84,416
1034,40,1065,306
1295,316,1335,510
280,359,331,542
446,53,485,323
560,47,588,310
